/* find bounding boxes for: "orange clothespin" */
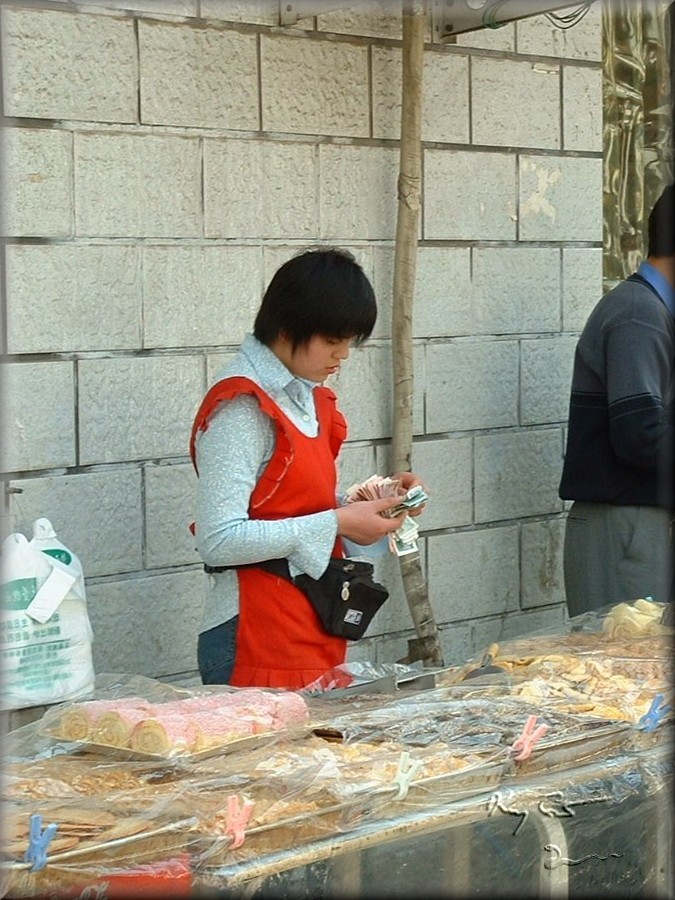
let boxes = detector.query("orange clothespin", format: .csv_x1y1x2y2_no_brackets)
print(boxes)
510,714,549,761
224,795,254,849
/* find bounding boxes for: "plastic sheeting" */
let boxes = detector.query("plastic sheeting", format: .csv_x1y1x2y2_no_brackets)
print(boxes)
1,599,672,898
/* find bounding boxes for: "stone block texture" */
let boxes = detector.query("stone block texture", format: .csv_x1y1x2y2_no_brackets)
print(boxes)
563,248,604,331
426,340,520,433
140,21,258,130
424,150,517,241
428,527,520,623
144,463,201,569
520,336,578,425
204,139,319,239
1,128,72,237
74,133,202,237
6,245,142,353
86,572,205,677
519,155,603,242
0,1,604,685
373,245,474,339
142,245,262,349
521,518,566,609
471,58,560,149
78,356,203,464
2,7,138,123
563,65,603,151
3,363,76,472
200,1,278,25
473,429,563,523
261,34,369,137
471,247,561,334
372,46,469,143
8,471,144,577
319,144,400,240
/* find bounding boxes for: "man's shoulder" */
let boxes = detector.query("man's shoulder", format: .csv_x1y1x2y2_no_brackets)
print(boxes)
607,273,654,300
585,275,666,330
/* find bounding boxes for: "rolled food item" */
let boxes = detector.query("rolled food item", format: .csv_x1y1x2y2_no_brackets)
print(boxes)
164,688,309,726
130,713,199,756
57,701,120,742
93,706,156,748
192,711,254,751
225,689,279,714
223,689,281,733
159,694,235,714
271,691,310,728
602,600,667,639
57,697,152,742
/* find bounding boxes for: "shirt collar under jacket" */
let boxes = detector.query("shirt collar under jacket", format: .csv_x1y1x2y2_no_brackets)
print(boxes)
238,333,317,410
637,261,675,317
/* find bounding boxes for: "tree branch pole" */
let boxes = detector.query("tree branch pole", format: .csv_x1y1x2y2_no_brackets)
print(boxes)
391,0,444,667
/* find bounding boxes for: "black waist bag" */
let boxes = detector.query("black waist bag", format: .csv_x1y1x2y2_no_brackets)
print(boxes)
205,557,389,641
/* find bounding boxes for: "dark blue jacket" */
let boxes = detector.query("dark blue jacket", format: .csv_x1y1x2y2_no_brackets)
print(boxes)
559,273,674,511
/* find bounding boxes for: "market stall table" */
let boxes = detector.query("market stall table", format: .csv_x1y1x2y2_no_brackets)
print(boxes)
193,742,672,898
2,600,672,898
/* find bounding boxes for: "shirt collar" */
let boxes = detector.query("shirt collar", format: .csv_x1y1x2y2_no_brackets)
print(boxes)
239,333,317,398
637,261,675,317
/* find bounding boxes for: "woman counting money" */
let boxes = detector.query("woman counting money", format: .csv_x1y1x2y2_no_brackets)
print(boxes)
190,248,427,689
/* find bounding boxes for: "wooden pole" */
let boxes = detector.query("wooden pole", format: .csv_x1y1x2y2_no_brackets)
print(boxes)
391,0,444,667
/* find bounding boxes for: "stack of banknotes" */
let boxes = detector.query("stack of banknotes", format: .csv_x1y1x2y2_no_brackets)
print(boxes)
345,475,429,556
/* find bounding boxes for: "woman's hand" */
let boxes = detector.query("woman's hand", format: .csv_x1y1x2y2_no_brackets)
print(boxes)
335,498,407,545
392,471,428,517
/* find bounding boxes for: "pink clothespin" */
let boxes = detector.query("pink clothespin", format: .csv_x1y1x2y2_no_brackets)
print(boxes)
224,795,254,849
510,714,549,761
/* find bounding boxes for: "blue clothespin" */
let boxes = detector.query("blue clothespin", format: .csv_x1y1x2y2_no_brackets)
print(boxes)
637,694,672,733
24,814,58,872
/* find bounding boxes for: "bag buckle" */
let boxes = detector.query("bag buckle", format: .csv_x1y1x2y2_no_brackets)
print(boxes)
341,580,350,601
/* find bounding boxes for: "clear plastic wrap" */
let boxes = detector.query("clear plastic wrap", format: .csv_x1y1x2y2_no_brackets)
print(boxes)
312,688,633,776
34,673,313,762
301,660,426,695
1,660,672,898
438,599,674,733
195,745,672,899
1,676,317,896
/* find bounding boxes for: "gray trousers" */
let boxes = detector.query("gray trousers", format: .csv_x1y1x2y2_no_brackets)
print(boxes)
563,502,673,618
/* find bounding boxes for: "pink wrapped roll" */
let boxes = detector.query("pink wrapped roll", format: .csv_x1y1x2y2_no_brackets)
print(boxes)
162,694,235,714
224,689,278,715
192,711,254,751
236,710,276,734
272,692,310,728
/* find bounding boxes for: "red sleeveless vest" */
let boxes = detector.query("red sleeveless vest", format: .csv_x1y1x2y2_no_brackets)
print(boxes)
190,376,348,688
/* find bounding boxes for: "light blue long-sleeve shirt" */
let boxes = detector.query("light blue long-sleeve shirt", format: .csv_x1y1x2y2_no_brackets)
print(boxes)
194,334,340,634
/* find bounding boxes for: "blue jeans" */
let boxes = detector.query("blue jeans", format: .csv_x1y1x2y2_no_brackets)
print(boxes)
197,616,238,684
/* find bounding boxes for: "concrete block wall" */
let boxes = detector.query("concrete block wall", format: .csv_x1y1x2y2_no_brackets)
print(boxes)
1,0,604,684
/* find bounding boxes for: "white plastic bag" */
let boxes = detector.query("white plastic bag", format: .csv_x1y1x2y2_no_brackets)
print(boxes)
1,518,95,710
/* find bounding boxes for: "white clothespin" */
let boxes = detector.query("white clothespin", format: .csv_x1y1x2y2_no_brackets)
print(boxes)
392,751,423,800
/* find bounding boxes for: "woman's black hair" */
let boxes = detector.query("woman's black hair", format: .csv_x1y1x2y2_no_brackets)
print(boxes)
253,247,377,351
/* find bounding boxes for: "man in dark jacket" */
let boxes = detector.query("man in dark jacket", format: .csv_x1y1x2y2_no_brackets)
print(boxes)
559,184,674,616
